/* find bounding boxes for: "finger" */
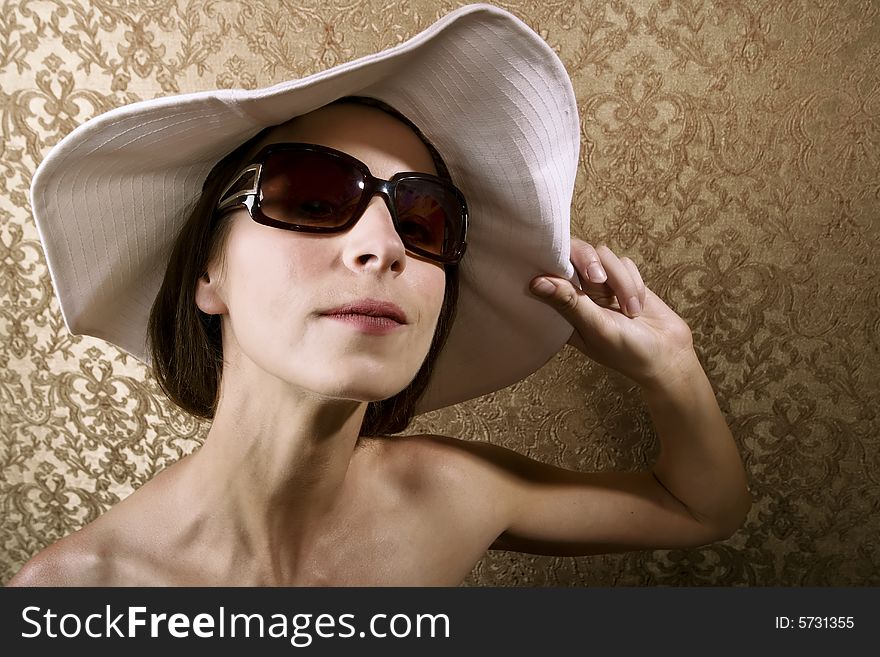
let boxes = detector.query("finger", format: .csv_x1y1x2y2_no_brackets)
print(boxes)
596,245,641,317
569,237,607,284
529,275,598,325
619,256,646,311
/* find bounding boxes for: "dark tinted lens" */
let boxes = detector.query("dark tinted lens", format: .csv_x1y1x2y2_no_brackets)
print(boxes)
259,150,364,227
394,179,463,256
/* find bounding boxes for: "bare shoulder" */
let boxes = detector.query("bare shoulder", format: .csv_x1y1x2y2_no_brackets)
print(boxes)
376,433,523,527
384,433,539,483
375,433,487,488
7,529,112,587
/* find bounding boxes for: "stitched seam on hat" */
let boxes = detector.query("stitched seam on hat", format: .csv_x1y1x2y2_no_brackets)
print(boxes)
477,24,578,243
83,107,234,155
57,108,230,331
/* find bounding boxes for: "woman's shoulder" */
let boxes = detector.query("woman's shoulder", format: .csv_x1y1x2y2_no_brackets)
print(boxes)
365,433,461,479
6,527,115,586
371,432,509,503
380,432,511,471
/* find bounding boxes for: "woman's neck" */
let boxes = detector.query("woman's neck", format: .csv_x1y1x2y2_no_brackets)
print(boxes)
170,364,371,583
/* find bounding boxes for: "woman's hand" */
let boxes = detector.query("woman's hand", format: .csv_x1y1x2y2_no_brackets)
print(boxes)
530,237,696,388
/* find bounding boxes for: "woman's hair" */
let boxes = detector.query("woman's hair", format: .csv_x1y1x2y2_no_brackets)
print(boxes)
147,97,460,437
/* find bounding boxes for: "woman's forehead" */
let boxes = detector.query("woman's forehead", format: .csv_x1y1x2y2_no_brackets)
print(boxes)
251,103,438,177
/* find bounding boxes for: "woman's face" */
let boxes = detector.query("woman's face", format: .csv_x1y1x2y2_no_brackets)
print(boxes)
196,103,448,403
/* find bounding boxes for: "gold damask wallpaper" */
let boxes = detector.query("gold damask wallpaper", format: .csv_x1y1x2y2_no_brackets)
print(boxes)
1,0,878,586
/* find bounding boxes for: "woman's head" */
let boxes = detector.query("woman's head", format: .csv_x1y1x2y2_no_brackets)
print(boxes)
147,98,460,436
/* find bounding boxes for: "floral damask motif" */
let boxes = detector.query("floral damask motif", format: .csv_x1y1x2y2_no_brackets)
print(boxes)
118,14,166,77
2,0,879,586
643,545,746,585
734,396,850,503
579,54,707,251
4,66,118,161
216,53,256,89
567,0,636,75
664,242,779,351
583,57,694,194
796,83,880,194
4,462,114,544
0,223,49,310
57,347,152,444
0,0,44,75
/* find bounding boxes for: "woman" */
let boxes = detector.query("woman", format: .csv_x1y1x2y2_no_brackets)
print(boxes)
10,4,750,586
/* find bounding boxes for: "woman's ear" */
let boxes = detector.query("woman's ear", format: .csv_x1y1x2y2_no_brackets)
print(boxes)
195,267,228,316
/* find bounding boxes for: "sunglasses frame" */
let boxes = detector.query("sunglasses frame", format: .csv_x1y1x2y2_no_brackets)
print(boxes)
215,142,468,264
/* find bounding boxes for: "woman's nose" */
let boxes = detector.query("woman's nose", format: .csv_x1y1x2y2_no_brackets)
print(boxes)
341,196,406,274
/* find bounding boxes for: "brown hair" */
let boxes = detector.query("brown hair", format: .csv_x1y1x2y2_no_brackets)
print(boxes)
147,97,460,437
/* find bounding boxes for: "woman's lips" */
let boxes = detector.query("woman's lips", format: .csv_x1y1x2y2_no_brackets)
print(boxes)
322,313,404,335
319,299,408,335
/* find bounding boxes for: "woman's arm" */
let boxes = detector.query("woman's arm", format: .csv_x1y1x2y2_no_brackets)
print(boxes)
411,432,730,557
640,350,751,536
474,237,751,554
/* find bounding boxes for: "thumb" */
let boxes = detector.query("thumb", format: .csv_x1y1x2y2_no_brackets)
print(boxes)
529,275,597,324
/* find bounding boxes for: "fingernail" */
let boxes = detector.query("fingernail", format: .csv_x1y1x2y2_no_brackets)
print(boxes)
532,277,556,297
588,264,607,283
626,296,641,316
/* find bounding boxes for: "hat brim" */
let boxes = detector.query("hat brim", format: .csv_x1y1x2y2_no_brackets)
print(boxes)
30,3,578,414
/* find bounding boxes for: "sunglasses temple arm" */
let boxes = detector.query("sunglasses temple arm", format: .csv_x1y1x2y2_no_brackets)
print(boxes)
216,163,262,213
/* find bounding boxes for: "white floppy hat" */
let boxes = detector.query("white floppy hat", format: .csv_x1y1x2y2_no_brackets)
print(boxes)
29,3,578,414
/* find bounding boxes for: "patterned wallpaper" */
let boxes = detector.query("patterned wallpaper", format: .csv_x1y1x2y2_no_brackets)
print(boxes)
2,0,878,585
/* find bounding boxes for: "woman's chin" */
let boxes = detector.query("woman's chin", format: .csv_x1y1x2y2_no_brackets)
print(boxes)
315,376,413,405
345,385,409,404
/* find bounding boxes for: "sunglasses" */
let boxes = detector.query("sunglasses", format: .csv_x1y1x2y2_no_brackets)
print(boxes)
215,142,468,264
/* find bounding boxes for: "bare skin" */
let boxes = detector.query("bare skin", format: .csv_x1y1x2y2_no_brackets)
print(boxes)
9,434,505,586
8,104,751,587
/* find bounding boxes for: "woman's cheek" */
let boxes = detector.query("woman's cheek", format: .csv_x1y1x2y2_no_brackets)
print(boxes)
422,270,447,345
